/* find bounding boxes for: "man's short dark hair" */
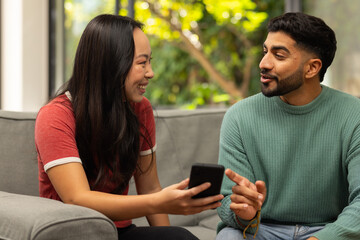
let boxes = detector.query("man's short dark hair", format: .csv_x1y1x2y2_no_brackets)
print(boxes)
267,12,337,82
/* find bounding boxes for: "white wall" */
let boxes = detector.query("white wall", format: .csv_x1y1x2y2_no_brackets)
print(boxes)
1,0,48,112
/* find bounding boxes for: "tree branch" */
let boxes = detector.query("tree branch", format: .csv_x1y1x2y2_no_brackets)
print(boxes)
144,0,245,100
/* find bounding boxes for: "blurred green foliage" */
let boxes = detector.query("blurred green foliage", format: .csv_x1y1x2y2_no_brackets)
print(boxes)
64,0,284,109
132,0,283,108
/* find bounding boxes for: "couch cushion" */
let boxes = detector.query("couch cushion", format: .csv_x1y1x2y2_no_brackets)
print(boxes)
199,213,221,230
0,110,38,196
130,108,226,227
0,191,117,240
0,108,226,238
183,226,217,240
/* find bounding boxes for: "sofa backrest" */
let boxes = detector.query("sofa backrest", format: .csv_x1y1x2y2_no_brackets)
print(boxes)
0,110,38,196
146,108,226,187
0,108,226,216
129,108,226,226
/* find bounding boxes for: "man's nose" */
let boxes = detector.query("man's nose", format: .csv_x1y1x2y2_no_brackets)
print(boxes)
259,53,273,70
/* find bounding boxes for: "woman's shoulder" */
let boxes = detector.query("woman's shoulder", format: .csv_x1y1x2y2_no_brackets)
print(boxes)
37,94,74,124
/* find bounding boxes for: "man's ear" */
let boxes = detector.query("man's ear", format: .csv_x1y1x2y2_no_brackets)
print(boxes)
304,58,322,79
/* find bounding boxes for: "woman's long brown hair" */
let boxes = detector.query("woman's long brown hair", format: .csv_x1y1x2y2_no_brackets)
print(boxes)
57,14,149,193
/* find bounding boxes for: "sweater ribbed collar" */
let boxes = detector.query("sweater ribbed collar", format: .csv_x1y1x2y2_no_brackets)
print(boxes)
272,84,329,115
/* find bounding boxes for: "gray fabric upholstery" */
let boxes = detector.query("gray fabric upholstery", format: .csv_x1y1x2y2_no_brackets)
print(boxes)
0,111,38,196
130,108,226,238
0,108,226,240
0,191,117,240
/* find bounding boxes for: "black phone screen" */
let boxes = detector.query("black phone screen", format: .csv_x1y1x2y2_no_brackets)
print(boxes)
188,163,225,199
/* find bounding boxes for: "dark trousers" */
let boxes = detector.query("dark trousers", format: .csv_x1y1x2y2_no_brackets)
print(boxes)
117,224,199,240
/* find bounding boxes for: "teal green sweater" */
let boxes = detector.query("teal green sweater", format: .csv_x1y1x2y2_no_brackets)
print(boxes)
217,86,360,240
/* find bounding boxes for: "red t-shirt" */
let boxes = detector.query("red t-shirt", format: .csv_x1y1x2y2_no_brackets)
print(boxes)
35,93,156,228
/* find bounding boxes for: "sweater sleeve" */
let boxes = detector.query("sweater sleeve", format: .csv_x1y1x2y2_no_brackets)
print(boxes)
217,107,260,234
314,122,360,240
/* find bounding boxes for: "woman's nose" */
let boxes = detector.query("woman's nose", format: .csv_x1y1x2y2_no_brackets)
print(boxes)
145,64,154,79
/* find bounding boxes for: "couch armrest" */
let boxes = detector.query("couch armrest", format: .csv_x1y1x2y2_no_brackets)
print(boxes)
0,191,117,240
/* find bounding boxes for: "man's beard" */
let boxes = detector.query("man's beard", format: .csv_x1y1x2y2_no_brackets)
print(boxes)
261,67,304,97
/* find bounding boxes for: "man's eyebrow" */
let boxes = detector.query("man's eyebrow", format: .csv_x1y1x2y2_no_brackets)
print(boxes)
271,45,290,54
263,43,290,54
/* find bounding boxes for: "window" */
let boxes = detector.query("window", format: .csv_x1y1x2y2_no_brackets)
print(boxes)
304,0,360,97
50,0,135,96
0,1,2,107
49,0,117,95
51,0,360,108
50,0,285,108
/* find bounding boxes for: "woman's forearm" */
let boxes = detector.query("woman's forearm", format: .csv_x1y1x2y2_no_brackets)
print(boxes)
146,214,170,226
69,190,164,221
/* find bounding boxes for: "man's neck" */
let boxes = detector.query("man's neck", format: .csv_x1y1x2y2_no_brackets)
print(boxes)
280,82,322,106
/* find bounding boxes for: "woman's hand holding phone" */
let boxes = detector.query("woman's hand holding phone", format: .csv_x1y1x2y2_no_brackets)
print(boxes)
154,178,224,215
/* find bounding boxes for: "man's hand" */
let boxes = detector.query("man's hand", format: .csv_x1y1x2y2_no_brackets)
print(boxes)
225,169,267,220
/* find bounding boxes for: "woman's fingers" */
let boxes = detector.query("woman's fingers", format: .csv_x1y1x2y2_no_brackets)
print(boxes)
187,181,211,196
180,196,223,215
166,179,224,203
175,178,190,190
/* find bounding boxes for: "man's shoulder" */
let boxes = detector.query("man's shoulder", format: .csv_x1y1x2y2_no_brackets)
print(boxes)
321,87,360,127
325,86,360,108
223,93,269,123
228,93,267,112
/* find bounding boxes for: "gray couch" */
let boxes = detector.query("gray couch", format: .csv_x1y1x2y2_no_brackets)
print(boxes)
0,108,226,240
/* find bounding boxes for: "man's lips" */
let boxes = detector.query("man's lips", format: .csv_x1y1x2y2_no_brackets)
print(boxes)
260,73,277,84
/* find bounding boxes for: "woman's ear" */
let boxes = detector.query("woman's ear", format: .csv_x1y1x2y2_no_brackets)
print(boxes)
305,58,322,79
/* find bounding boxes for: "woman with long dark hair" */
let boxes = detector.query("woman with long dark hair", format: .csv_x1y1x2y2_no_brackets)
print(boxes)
35,14,223,239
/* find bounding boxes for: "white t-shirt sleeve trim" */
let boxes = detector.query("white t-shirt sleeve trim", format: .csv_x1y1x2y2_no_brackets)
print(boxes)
44,157,82,172
140,143,157,156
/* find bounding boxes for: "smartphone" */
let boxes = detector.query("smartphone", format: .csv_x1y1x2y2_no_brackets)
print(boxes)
188,163,225,199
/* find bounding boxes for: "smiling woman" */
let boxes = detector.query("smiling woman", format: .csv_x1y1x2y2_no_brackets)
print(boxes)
125,28,154,103
35,14,223,240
